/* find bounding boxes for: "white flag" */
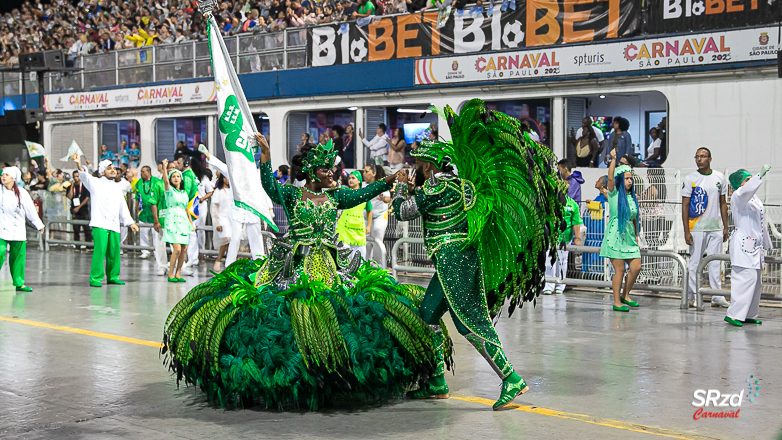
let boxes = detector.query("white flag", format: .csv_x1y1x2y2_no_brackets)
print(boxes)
60,140,86,162
207,16,277,231
24,140,45,158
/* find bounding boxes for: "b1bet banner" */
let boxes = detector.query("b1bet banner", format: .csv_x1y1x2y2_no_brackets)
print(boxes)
647,0,781,34
309,0,639,67
414,26,778,85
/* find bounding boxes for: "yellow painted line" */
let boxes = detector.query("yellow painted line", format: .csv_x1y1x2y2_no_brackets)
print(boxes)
0,315,717,440
0,315,163,348
451,395,717,440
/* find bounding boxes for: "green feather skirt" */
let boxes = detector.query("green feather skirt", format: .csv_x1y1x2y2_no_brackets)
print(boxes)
162,258,445,411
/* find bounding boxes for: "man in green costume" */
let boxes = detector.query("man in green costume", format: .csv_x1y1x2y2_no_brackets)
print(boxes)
136,166,159,259
73,155,139,287
391,99,565,411
392,143,529,410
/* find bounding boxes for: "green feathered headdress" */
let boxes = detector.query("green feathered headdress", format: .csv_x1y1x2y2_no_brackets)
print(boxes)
301,139,338,177
432,99,567,317
410,139,452,169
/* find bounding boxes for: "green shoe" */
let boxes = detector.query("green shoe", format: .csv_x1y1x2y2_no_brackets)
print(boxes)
168,277,179,283
613,305,630,312
89,281,102,287
177,277,186,282
107,279,125,285
724,316,743,327
493,373,528,410
407,376,450,399
15,286,33,292
743,318,762,325
620,297,639,307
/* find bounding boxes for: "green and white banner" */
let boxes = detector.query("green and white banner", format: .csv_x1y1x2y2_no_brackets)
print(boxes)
207,16,277,231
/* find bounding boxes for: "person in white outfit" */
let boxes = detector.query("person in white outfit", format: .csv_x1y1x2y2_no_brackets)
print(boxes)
185,164,214,267
211,172,233,271
360,123,390,166
724,165,772,327
116,174,133,250
362,164,390,267
0,167,45,292
682,147,729,308
201,148,269,266
72,155,139,287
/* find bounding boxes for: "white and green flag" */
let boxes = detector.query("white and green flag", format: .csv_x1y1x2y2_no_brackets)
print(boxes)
60,140,85,162
24,140,45,158
207,15,277,231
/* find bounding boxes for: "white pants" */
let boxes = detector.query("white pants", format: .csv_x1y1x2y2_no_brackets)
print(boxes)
368,213,388,266
120,226,128,245
348,244,366,259
545,249,568,292
726,267,762,321
139,226,154,255
688,230,723,298
186,216,201,263
226,220,265,266
154,229,168,271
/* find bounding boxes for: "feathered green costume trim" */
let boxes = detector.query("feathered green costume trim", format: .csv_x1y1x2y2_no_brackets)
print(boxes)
162,259,451,410
429,99,567,316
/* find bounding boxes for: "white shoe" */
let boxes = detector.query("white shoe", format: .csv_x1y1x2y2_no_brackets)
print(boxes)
711,296,731,308
181,267,194,276
542,289,553,295
688,299,696,308
554,288,565,294
157,267,168,276
140,252,150,259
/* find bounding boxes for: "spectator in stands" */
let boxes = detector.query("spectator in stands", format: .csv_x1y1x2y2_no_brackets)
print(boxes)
387,128,406,171
297,133,311,152
344,123,355,168
361,123,390,166
574,122,599,168
406,0,429,12
586,175,609,204
275,165,290,184
619,154,636,167
67,169,92,247
600,148,641,312
682,147,729,308
610,116,632,166
352,0,377,18
99,144,116,165
29,171,49,192
557,159,584,203
642,127,663,167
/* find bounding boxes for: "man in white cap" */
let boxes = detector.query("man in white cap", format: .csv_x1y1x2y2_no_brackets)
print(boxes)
72,154,139,287
1,166,45,292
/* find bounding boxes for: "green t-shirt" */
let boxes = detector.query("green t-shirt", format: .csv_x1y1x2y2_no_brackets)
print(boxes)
136,178,158,223
359,1,375,15
560,197,583,243
182,168,198,201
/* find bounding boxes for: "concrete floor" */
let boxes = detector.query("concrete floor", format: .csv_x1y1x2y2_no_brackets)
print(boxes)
1,248,781,440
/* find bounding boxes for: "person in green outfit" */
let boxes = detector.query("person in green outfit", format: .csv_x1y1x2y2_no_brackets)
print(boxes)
336,170,373,259
599,148,641,312
136,166,159,259
543,190,583,294
1,166,45,292
72,155,139,287
392,100,566,410
161,159,194,283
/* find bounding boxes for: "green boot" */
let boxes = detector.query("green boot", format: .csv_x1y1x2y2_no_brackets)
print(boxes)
465,333,529,409
408,325,450,399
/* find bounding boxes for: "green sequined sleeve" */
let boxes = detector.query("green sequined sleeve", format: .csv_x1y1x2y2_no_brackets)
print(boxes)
260,161,296,205
392,189,438,221
333,180,392,210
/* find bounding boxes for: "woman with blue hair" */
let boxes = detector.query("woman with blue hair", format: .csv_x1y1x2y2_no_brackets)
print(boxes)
600,148,641,312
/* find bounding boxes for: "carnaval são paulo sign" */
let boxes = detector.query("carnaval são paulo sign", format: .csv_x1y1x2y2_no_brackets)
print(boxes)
414,26,778,85
43,81,216,113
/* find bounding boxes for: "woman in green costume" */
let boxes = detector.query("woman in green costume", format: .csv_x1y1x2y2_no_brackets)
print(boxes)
162,135,446,410
599,148,642,312
336,170,373,259
161,160,194,283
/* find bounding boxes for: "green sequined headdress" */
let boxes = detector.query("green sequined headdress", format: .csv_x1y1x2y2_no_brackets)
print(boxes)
301,139,338,177
411,139,452,169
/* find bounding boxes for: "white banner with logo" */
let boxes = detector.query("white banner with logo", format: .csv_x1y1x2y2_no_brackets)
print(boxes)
43,81,216,112
415,26,779,86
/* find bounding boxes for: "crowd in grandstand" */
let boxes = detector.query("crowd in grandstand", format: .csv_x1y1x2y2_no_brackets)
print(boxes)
0,0,448,65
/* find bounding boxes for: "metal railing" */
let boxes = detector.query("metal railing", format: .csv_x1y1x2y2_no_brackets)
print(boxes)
21,29,308,92
390,239,692,307
695,254,782,311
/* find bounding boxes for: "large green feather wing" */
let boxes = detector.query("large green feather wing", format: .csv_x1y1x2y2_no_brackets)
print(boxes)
439,99,566,316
